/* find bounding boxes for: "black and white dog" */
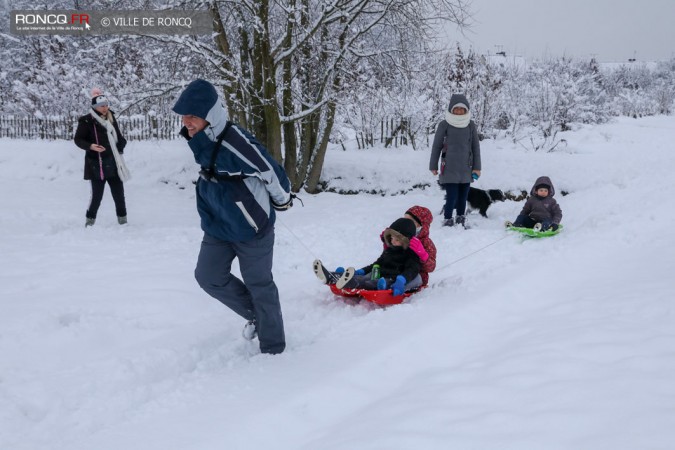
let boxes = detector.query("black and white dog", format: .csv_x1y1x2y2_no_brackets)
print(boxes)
467,187,506,217
439,185,506,218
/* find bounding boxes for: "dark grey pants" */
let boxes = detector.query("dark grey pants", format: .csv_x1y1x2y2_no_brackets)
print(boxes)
195,229,285,354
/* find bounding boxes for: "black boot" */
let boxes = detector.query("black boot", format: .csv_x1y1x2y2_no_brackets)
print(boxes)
456,215,468,229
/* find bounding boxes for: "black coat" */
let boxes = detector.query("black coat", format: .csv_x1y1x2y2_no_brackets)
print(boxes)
360,246,421,283
74,111,127,180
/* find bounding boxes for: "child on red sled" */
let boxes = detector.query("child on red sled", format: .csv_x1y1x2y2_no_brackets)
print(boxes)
393,206,436,287
313,217,422,296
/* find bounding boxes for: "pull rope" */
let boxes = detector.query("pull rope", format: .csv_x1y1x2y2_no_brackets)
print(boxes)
431,234,510,278
424,234,511,291
274,194,321,261
276,199,510,282
276,218,320,260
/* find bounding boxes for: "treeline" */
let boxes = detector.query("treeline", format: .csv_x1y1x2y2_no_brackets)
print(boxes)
336,45,675,152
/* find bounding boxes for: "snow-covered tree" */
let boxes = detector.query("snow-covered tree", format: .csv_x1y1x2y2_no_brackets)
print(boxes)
651,59,675,115
604,63,657,118
444,44,504,138
198,0,472,192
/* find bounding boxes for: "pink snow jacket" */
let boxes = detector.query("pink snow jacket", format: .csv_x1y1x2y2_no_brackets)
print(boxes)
380,205,437,286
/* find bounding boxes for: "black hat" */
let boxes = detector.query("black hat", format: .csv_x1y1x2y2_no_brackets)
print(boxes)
388,218,416,239
535,184,550,191
383,218,416,250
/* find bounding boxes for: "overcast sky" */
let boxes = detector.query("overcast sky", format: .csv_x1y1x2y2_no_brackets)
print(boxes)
448,0,675,62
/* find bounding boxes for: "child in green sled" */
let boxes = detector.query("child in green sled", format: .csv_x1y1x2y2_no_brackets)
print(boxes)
313,218,422,296
506,176,563,231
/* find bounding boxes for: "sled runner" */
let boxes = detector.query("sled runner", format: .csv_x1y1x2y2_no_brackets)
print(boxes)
507,224,563,238
328,284,423,305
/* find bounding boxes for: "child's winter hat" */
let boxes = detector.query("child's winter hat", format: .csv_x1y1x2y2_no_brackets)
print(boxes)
383,218,416,249
530,176,556,196
91,87,109,107
448,93,470,112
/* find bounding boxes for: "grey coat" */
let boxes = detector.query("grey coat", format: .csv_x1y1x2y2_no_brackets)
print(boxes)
429,94,481,184
519,176,563,224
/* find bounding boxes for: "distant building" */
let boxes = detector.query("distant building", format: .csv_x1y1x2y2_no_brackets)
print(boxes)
483,52,528,70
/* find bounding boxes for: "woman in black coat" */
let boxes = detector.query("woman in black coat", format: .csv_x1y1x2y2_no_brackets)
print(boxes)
74,88,128,226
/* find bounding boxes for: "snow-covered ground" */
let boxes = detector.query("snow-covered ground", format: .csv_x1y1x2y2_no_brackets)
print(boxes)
1,116,674,450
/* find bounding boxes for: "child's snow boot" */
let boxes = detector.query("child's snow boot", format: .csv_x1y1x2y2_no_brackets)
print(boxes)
335,267,356,289
313,259,338,285
443,217,454,227
85,217,95,227
533,223,542,232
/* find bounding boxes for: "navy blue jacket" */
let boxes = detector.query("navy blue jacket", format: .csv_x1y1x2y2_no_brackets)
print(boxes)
174,81,291,242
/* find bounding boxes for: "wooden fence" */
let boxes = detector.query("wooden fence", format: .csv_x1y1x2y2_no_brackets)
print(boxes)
354,117,429,150
0,114,184,141
0,114,433,148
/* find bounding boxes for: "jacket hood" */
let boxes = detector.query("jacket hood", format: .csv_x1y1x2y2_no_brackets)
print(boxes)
448,93,470,112
173,79,229,139
530,176,556,197
382,217,416,250
405,205,433,238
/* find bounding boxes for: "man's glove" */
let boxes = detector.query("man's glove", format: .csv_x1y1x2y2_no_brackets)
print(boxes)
391,275,407,296
471,172,480,182
271,194,294,211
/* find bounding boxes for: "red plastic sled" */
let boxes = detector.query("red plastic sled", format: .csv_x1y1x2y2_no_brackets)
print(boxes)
329,284,423,305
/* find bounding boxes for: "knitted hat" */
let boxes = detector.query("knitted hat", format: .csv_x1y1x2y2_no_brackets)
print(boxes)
383,218,416,249
448,93,470,112
172,79,219,120
389,217,416,238
90,87,109,107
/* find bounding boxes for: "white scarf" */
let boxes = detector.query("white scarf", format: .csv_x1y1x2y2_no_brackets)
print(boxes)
445,110,471,128
91,110,131,182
